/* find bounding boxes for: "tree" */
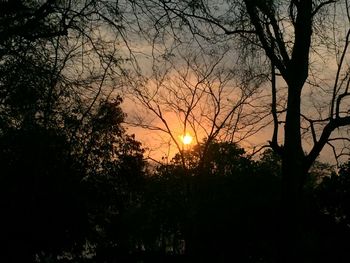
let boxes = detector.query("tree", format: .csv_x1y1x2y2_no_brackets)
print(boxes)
0,98,145,262
171,139,252,175
233,2,350,259
0,0,128,133
0,49,145,260
72,99,146,263
128,0,350,260
124,140,282,262
126,45,269,168
0,1,146,261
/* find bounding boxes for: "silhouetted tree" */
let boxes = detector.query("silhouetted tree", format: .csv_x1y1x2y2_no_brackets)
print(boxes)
127,47,268,167
0,98,145,263
78,99,146,263
128,1,350,260
123,141,282,262
0,2,146,261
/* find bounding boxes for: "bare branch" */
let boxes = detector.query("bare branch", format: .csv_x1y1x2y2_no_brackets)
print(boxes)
312,0,337,16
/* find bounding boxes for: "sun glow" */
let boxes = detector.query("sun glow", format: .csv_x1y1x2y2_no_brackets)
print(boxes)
181,134,193,145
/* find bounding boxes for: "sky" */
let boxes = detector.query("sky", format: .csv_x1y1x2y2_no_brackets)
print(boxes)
113,0,350,166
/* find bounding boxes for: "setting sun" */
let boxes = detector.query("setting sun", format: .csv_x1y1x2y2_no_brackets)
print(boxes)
181,134,193,145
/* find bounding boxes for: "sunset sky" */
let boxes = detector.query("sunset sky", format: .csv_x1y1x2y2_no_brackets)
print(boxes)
104,0,350,166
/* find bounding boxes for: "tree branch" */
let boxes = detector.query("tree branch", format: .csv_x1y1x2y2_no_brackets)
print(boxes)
312,0,337,16
306,116,350,170
269,61,283,154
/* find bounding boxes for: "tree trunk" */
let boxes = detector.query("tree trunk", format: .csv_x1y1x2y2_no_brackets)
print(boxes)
281,153,305,262
279,1,313,259
280,82,308,262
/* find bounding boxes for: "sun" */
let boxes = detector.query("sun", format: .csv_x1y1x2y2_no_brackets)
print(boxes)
181,133,193,145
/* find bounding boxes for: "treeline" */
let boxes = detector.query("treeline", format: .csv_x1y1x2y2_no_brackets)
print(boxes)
1,119,350,262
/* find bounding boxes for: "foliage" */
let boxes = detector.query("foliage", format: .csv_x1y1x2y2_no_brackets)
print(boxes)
122,141,282,262
172,140,252,174
0,2,145,261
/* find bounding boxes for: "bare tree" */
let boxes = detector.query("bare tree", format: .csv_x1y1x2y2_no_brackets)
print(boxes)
125,43,269,167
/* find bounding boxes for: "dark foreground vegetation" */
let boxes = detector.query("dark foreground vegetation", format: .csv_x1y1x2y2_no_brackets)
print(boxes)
1,122,350,263
0,54,349,262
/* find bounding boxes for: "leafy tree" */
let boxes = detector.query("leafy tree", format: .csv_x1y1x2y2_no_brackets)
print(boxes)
0,0,68,59
0,2,146,261
123,141,282,262
0,96,145,263
172,139,252,175
78,100,146,263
